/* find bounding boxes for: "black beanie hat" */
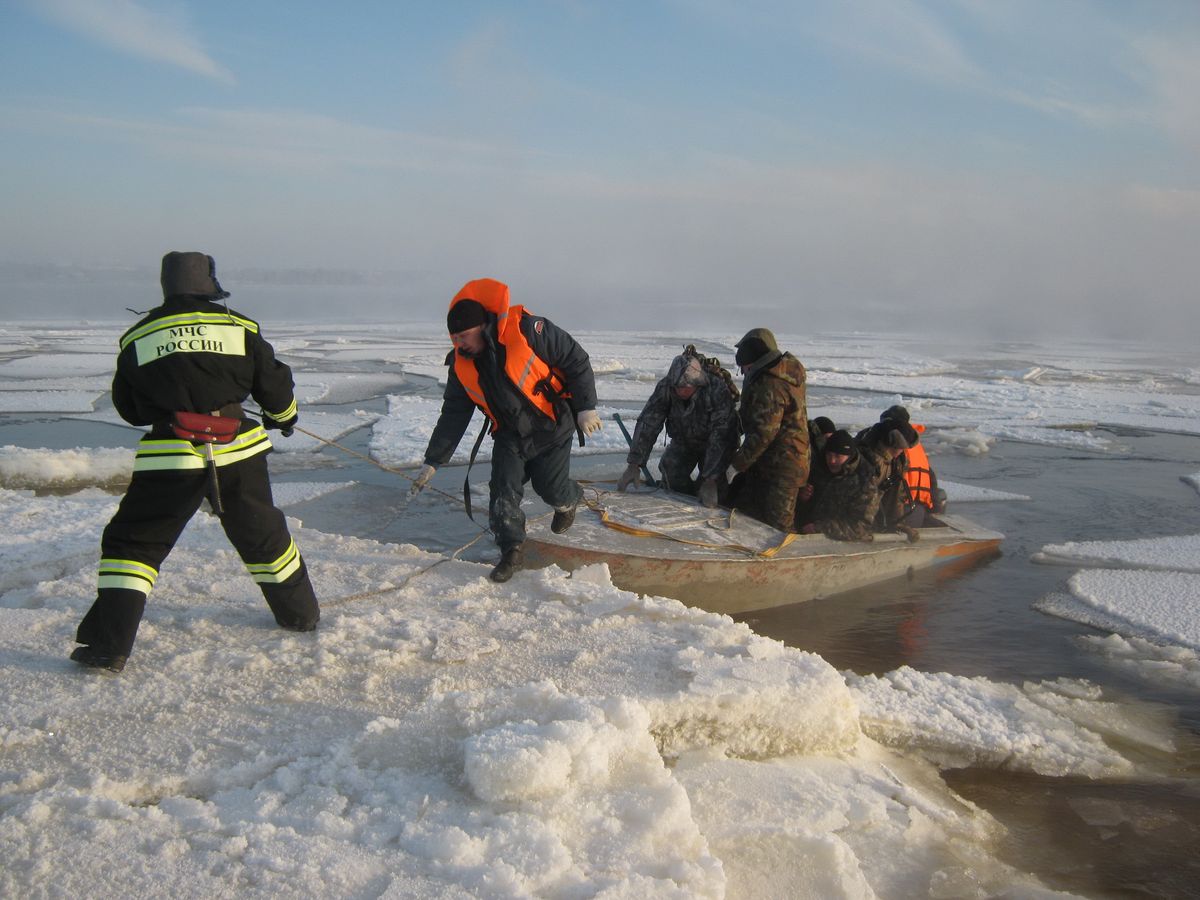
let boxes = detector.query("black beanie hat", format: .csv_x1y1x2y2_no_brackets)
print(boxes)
161,251,229,300
447,299,487,334
824,429,855,456
881,404,911,425
813,416,835,435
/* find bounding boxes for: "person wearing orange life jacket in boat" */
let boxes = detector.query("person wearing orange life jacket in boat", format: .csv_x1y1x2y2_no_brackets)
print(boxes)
888,405,946,526
858,405,946,529
410,278,600,584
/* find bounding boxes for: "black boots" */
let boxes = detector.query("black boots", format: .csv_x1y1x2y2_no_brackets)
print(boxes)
551,502,577,534
490,545,524,583
70,645,127,673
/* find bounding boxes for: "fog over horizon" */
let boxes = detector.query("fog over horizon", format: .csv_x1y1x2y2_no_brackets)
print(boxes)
0,255,1191,347
2,2,1198,346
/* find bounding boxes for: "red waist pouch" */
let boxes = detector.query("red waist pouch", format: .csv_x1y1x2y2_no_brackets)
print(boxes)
170,411,241,445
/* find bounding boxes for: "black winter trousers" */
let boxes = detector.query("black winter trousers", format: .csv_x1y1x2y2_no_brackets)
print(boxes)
489,434,581,551
75,450,319,657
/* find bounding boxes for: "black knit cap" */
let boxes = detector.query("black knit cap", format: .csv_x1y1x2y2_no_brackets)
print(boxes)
447,299,487,334
824,429,855,456
813,416,836,435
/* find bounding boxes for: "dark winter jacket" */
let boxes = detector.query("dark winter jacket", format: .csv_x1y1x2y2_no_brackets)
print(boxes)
806,448,881,541
112,296,298,430
424,313,597,464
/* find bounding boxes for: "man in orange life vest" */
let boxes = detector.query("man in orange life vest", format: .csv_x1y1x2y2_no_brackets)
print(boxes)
410,278,601,582
864,405,945,528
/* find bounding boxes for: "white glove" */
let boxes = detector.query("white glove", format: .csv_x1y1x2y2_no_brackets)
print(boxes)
409,463,436,496
576,409,602,436
726,464,740,483
698,477,719,508
616,463,640,492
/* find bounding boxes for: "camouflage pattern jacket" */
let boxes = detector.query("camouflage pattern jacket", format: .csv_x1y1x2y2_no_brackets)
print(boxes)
628,359,739,481
729,352,809,479
807,450,881,541
859,443,909,528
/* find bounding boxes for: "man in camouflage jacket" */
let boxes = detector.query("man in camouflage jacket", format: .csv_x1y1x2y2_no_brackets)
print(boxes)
617,350,739,507
726,328,809,532
798,429,880,541
858,422,920,542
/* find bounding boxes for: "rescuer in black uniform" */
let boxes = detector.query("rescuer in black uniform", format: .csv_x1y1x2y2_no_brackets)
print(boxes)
70,251,320,672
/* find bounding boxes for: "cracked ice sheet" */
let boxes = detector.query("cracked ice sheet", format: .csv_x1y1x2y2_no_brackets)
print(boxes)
1,485,1082,899
0,446,133,489
940,481,1030,502
1034,570,1200,653
1031,535,1200,686
369,395,645,468
674,742,1078,900
1073,633,1200,692
1034,533,1200,574
845,666,1177,779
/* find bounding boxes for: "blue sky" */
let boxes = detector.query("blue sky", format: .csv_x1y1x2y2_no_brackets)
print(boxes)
1,1,1197,339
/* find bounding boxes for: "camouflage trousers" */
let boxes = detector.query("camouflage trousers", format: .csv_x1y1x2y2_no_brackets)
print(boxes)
734,461,809,533
656,440,732,495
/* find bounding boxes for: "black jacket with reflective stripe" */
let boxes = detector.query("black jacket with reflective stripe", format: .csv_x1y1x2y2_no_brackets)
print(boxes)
111,296,297,428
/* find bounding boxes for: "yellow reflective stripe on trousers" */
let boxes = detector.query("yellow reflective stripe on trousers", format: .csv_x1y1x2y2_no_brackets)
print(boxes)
97,558,158,595
246,539,301,584
132,426,273,472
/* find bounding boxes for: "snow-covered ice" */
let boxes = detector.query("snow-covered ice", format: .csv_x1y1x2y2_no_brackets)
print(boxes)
1,485,1101,897
1033,488,1200,694
3,322,1198,896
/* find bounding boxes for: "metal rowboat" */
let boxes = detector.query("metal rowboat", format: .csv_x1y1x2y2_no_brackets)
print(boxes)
523,489,1003,614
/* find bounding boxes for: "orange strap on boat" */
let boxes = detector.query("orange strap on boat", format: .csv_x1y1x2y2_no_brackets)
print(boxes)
586,498,797,559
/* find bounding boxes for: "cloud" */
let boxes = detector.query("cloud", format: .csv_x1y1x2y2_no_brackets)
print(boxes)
1,103,541,177
810,0,982,85
31,0,234,85
1130,35,1200,152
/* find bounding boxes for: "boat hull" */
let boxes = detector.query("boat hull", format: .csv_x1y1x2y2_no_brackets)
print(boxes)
523,492,1002,614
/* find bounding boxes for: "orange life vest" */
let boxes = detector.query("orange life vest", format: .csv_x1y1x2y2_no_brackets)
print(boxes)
903,423,935,509
449,278,565,432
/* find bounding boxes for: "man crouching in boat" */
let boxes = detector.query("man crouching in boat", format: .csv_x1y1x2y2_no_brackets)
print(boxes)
796,429,881,540
616,347,739,507
410,278,601,583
